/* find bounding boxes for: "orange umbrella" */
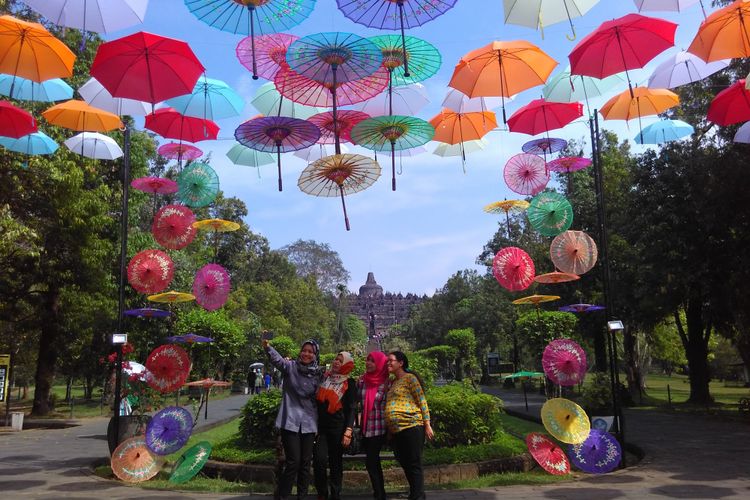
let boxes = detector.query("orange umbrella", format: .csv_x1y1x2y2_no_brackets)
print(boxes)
42,99,123,132
534,272,580,284
550,230,598,275
448,40,557,122
688,0,750,62
429,109,496,164
512,294,561,306
600,87,679,143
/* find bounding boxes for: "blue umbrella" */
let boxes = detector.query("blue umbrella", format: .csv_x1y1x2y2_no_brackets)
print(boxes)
568,429,621,474
634,119,694,145
145,406,193,455
0,132,58,155
0,75,73,102
165,76,244,121
165,333,214,344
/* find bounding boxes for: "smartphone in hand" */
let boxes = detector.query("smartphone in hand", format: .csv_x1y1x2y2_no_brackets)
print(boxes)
261,330,274,341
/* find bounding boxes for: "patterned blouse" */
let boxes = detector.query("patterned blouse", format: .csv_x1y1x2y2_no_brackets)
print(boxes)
385,373,430,434
357,377,389,438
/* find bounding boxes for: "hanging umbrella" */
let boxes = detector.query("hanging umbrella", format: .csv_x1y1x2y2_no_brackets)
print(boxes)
503,0,600,40
503,370,544,411
308,110,371,144
185,378,232,420
569,13,677,98
194,219,240,260
528,192,574,237
227,143,276,169
78,77,150,117
633,0,703,12
165,333,214,344
126,248,174,294
483,199,530,235
130,176,178,211
512,294,561,307
158,143,204,167
237,33,298,81
193,264,231,311
492,247,536,292
535,272,580,284
522,138,568,165
0,131,57,156
448,40,558,123
298,153,381,231
165,76,244,121
647,51,730,89
546,156,592,174
42,99,123,132
350,115,434,191
358,82,429,117
186,0,315,79
433,139,487,158
0,101,37,138
147,290,196,304
541,398,591,444
110,436,162,483
544,66,627,105
124,307,172,318
234,115,320,191
707,80,750,126
145,108,219,143
442,88,504,114
250,82,323,119
503,153,550,196
526,433,571,476
294,143,350,163
0,75,72,102
152,204,197,250
568,429,622,474
559,303,605,313
600,87,680,143
635,119,694,144
145,344,191,394
370,34,441,88
688,1,750,62
123,361,149,382
176,162,220,208
429,109,497,162
145,406,193,456
169,441,212,484
733,121,750,143
508,99,583,136
543,339,588,387
550,230,598,275
63,132,123,160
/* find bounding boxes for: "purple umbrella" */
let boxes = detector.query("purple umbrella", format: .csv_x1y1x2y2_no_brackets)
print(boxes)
145,406,193,455
568,429,622,474
522,137,568,159
235,116,320,191
165,333,215,344
124,308,172,318
559,303,605,313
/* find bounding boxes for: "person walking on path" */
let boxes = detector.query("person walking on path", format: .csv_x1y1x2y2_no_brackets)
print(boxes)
265,372,272,391
264,338,322,500
385,351,433,500
249,369,257,394
255,369,264,394
313,351,357,500
358,351,390,500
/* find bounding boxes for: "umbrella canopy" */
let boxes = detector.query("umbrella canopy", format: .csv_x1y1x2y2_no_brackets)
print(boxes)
370,34,442,87
145,406,193,456
526,433,571,476
158,142,203,163
169,441,212,484
193,219,241,233
0,101,37,138
124,307,172,318
295,143,350,162
298,153,381,230
90,31,204,105
707,80,750,126
503,153,550,196
688,0,750,62
534,271,580,284
274,63,389,108
185,378,231,388
528,192,574,237
63,132,123,160
541,398,591,444
127,248,174,295
145,344,191,394
568,429,622,474
78,77,150,116
733,121,750,143
308,110,371,144
176,162,220,208
0,131,57,155
648,51,730,89
635,119,694,144
237,33,298,81
145,108,219,143
0,15,76,83
152,204,197,250
546,156,592,173
165,333,214,344
42,99,123,132
358,82,430,117
111,436,162,483
600,87,680,121
492,247,536,292
551,230,598,275
0,75,72,102
512,294,561,306
193,263,231,311
484,199,530,215
508,99,583,136
165,76,244,121
433,138,487,158
559,303,605,313
522,138,568,157
503,371,544,379
442,88,504,114
543,66,627,104
250,82,323,118
131,176,178,195
23,0,148,34
123,361,149,381
147,290,196,304
543,339,588,386
429,109,497,146
227,143,275,168
503,0,600,40
633,0,702,11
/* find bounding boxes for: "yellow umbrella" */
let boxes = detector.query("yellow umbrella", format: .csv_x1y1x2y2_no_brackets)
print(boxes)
512,294,561,306
600,87,679,143
484,199,530,235
147,290,196,304
541,398,591,444
42,99,123,132
192,219,241,232
0,15,76,83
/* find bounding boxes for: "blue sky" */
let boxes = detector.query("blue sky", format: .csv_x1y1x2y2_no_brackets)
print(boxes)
114,0,708,295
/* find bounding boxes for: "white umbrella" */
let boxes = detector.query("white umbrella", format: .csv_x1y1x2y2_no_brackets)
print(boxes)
64,132,123,160
294,143,350,162
733,122,750,144
433,139,488,157
23,0,148,34
632,0,704,14
503,0,600,40
123,361,148,381
358,83,429,117
647,51,730,89
385,146,427,158
79,77,150,117
441,89,506,114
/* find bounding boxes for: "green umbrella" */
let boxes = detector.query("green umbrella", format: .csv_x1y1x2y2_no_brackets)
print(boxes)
543,66,627,115
527,192,573,237
502,371,544,379
226,143,275,168
177,162,219,208
169,440,212,484
250,82,323,119
370,35,441,87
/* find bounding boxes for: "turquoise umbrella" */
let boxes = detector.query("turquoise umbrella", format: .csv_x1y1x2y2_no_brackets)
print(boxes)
251,82,322,119
0,75,73,102
527,192,574,237
543,66,627,110
165,76,244,121
634,119,694,144
177,162,220,208
226,143,275,173
0,132,58,155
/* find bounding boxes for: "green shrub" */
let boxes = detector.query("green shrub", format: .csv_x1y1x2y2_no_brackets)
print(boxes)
408,353,437,389
427,382,503,447
239,390,282,447
578,372,633,415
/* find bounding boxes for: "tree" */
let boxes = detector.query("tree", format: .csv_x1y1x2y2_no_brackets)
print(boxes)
175,309,246,378
445,328,477,381
279,239,350,294
515,311,578,371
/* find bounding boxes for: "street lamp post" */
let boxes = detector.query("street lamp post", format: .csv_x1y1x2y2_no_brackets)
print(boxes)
111,332,127,448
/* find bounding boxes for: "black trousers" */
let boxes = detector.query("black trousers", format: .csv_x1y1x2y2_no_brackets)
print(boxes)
391,426,426,500
313,428,344,499
362,434,387,500
279,429,315,499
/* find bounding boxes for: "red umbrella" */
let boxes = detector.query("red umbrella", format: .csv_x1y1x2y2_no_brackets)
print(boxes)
0,100,37,138
707,79,750,126
90,31,204,105
127,249,174,294
542,339,588,387
145,108,219,143
526,433,571,475
504,153,549,196
507,99,583,136
308,110,370,144
193,263,231,311
274,64,389,108
492,247,536,292
158,142,203,162
145,344,191,394
131,176,178,195
152,204,197,250
569,13,677,97
546,156,592,173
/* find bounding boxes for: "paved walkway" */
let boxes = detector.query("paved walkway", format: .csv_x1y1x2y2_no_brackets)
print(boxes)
1,389,750,499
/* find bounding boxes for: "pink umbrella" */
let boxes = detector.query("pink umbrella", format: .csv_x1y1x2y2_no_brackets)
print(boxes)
158,142,203,164
193,263,231,311
236,33,298,81
504,153,550,196
274,64,389,108
131,177,178,194
492,247,536,292
308,110,371,144
546,156,592,173
543,339,588,386
127,249,174,295
526,433,571,476
152,204,197,250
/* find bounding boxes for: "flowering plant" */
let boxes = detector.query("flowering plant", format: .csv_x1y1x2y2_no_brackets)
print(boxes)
101,342,165,419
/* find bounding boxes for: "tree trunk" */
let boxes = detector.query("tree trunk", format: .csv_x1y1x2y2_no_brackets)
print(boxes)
65,377,72,402
84,375,93,400
31,286,61,416
593,328,608,373
674,289,713,405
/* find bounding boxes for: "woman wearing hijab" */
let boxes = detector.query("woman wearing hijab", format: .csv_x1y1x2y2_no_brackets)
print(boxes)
357,351,390,500
314,351,356,500
264,338,321,500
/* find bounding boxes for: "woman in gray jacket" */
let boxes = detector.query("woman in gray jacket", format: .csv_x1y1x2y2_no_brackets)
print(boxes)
264,338,321,500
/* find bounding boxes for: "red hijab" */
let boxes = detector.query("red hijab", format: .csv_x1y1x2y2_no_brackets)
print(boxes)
362,351,388,433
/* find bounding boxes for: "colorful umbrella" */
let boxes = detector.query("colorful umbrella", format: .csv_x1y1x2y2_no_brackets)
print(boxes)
541,398,591,444
483,199,530,235
600,87,680,143
165,333,214,344
526,433,571,476
551,230,598,275
647,51,730,89
733,121,750,143
522,138,568,164
503,153,550,196
492,247,536,292
635,119,694,144
527,192,574,237
294,143,350,163
298,153,381,231
78,77,150,116
442,88,504,114
707,80,750,126
543,66,627,106
124,307,172,318
512,294,561,307
543,339,588,386
226,143,275,169
123,361,149,381
63,132,123,160
144,108,219,143
147,290,196,304
193,219,241,233
22,0,148,40
152,204,197,250
127,249,174,294
358,82,429,117
42,99,123,132
370,34,441,89
308,110,371,144
508,99,583,136
250,82,323,119
193,263,231,311
131,177,178,195
145,344,191,394
0,132,57,156
169,441,212,484
559,303,605,313
568,429,622,474
688,1,750,62
534,272,580,284
429,109,497,162
165,76,244,121
350,115,434,190
433,139,487,158
237,33,298,81
275,63,389,108
234,115,320,191
633,0,703,12
158,143,204,166
0,75,72,102
546,156,592,174
111,436,162,483
503,0,599,40
176,162,220,208
0,101,37,138
145,406,193,456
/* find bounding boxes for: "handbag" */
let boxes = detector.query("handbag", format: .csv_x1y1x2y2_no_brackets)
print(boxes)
345,425,363,456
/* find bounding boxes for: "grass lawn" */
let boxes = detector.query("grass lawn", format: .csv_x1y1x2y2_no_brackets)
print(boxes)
638,373,749,409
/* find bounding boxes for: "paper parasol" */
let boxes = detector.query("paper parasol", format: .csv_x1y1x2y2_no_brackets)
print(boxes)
535,272,580,284
147,291,196,304
546,156,592,173
145,344,191,394
559,303,605,313
131,176,178,195
193,264,231,311
370,34,442,89
492,247,536,292
111,436,162,483
512,294,560,306
527,192,574,237
169,440,213,484
193,219,241,232
504,153,550,196
522,138,568,157
526,433,571,476
145,406,193,455
541,398,591,445
308,110,371,144
550,230,598,275
568,429,622,474
543,339,588,386
274,63,389,108
177,162,220,208
127,249,174,295
157,143,203,163
237,33,299,81
152,205,197,250
124,308,171,319
165,333,214,344
484,199,530,235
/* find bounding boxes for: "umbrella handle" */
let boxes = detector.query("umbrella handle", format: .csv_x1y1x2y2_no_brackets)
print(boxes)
339,186,350,231
397,1,410,78
391,141,396,191
563,1,577,41
248,6,259,80
276,145,282,192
